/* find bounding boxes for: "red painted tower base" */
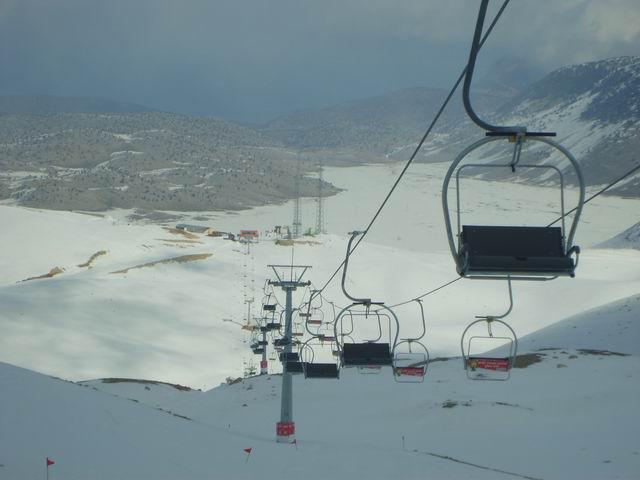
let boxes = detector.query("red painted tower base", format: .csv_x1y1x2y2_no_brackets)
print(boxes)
276,421,295,443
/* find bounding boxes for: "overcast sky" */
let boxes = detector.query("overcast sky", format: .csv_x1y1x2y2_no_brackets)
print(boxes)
1,0,638,123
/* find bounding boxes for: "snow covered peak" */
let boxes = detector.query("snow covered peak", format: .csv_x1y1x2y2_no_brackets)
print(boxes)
508,56,640,124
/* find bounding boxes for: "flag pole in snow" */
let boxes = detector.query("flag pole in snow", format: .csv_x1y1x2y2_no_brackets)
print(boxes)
45,457,55,480
243,448,252,463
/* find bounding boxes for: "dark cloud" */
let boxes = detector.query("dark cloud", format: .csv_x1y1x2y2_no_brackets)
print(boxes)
1,1,638,123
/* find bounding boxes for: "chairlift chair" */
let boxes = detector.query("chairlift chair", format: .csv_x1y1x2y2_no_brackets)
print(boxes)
460,278,518,381
334,231,400,370
279,351,303,375
273,337,290,348
442,0,585,281
300,340,339,379
266,311,284,331
307,308,325,326
393,300,430,383
461,318,517,381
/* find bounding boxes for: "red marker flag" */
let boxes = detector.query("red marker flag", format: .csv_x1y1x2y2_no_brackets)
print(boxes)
243,447,252,464
46,458,55,466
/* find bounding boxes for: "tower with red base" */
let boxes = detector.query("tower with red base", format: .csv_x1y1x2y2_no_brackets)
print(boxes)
268,264,311,444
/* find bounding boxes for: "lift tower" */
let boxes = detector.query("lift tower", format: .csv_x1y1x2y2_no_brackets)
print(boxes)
268,264,311,443
292,159,302,238
315,165,326,235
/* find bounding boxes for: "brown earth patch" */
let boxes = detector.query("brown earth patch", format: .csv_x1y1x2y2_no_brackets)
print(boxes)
98,378,195,391
576,349,629,357
163,227,199,240
21,266,65,282
513,353,546,368
110,253,212,274
78,250,108,268
155,238,202,244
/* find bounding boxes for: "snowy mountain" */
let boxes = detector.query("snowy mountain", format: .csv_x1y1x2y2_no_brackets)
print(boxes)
405,57,640,195
266,56,640,195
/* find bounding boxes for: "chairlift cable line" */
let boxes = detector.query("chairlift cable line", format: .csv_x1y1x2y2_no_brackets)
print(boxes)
546,162,640,227
311,0,512,299
384,161,640,310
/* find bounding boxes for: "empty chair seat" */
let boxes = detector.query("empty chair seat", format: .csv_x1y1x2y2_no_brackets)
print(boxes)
279,352,299,362
285,361,303,374
303,362,339,379
459,225,576,277
266,322,281,330
342,343,392,367
273,338,290,347
263,304,277,312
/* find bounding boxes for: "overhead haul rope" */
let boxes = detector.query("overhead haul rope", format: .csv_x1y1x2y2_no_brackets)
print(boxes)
385,161,640,309
310,0,512,301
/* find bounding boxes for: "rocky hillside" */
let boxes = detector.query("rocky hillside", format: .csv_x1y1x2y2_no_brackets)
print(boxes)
1,57,638,213
265,56,640,195
0,112,337,212
263,86,506,161
0,95,155,114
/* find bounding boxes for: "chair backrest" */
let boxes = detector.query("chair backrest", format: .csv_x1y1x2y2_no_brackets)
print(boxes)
279,351,299,362
343,343,391,365
304,363,339,378
286,361,303,374
462,225,564,257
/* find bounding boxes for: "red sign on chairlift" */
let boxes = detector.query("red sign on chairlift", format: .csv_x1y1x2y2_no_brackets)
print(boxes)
260,360,268,369
468,357,510,371
396,366,425,377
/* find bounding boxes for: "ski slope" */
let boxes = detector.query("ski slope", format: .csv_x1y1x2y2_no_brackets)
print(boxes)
1,293,639,479
1,161,639,479
1,162,639,387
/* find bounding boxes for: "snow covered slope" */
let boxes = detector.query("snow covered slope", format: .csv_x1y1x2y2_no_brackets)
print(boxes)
3,293,639,479
598,221,640,250
1,160,639,389
1,156,639,478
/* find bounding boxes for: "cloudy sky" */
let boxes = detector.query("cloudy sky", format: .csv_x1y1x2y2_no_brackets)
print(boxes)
1,0,638,123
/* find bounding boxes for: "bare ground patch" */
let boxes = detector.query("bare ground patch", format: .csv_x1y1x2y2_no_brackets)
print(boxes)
275,239,321,246
109,253,212,274
163,227,199,240
576,349,629,357
513,353,546,368
21,266,65,282
155,238,203,245
97,378,195,391
78,250,108,268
